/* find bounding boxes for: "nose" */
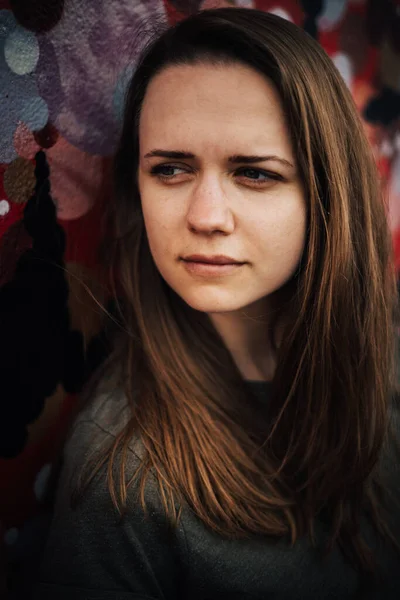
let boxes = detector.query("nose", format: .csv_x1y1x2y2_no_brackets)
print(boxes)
186,174,235,235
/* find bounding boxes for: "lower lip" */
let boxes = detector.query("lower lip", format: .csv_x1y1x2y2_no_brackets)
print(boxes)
181,260,244,276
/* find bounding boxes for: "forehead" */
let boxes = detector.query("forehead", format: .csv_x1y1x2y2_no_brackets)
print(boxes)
139,63,292,156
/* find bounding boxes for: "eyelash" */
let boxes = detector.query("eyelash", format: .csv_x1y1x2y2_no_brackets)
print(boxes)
149,164,283,186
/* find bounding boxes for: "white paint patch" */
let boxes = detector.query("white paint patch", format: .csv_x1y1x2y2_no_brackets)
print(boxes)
0,199,10,216
332,52,353,89
269,7,293,22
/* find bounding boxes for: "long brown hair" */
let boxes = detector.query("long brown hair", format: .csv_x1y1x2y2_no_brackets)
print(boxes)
76,8,399,579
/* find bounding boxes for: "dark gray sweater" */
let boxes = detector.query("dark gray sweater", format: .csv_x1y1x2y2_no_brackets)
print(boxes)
33,383,400,599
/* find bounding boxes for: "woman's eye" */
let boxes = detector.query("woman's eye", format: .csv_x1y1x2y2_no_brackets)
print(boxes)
150,164,187,179
236,168,281,184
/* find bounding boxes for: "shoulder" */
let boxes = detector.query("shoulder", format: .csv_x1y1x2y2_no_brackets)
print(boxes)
73,379,130,437
65,383,143,470
35,389,185,599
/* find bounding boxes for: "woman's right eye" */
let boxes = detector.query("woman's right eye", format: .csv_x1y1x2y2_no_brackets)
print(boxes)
150,164,187,179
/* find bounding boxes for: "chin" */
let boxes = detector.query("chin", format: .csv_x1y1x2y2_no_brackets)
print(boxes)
176,289,254,314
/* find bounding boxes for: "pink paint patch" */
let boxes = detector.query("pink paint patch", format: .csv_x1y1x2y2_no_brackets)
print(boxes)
46,136,105,221
14,122,40,159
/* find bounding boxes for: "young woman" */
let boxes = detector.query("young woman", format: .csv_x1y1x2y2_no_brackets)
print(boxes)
34,8,400,599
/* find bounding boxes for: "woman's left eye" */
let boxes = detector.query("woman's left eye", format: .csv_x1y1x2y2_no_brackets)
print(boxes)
236,168,281,183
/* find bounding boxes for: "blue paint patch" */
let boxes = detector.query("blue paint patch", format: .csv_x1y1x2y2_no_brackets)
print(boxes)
20,96,49,131
318,0,348,32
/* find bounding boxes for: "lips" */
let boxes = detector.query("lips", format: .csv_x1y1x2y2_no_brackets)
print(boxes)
181,254,243,265
180,255,246,278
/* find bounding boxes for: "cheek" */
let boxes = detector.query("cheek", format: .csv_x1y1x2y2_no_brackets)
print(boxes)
279,212,306,249
254,197,307,257
141,195,177,261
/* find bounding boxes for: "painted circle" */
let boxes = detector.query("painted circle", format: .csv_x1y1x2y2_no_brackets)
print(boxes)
7,0,65,33
33,122,59,149
3,157,35,204
20,95,49,131
4,25,39,75
14,121,41,158
0,199,10,216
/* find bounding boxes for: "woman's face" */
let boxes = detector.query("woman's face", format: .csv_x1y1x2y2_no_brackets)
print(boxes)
138,62,306,315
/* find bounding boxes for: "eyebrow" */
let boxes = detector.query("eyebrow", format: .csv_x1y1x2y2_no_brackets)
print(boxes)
143,149,294,168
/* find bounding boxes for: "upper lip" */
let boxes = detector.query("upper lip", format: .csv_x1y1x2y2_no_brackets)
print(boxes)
181,254,244,265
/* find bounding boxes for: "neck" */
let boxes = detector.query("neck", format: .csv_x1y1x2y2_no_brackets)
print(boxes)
208,298,275,382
